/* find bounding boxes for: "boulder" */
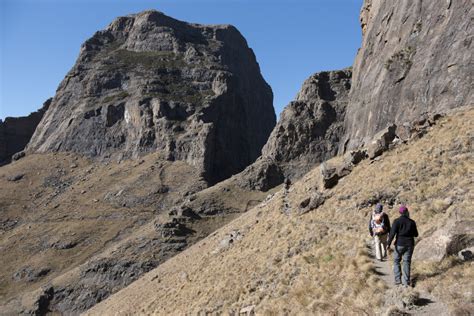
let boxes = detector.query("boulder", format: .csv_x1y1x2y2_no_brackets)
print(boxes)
240,305,255,315
414,219,474,262
336,158,354,178
155,218,194,238
11,151,26,161
299,197,311,209
7,174,24,182
299,191,326,214
344,149,367,165
175,206,201,220
458,247,474,261
395,123,413,143
0,218,19,232
50,239,80,250
367,124,397,159
319,163,340,189
319,158,358,190
212,230,243,254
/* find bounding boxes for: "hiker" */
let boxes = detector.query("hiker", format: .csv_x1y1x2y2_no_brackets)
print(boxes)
368,203,391,261
387,205,419,287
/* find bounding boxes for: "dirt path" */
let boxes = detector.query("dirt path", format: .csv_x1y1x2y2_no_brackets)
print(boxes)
369,243,393,286
368,240,449,315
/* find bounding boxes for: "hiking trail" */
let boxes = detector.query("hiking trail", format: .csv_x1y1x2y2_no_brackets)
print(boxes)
368,241,449,315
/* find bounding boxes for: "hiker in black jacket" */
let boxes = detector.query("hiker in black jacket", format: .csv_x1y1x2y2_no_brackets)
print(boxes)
368,203,391,261
387,205,419,287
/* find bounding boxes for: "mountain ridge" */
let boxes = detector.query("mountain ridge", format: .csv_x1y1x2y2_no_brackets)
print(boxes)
0,1,472,314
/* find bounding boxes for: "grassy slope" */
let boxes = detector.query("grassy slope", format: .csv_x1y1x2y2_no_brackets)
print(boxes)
0,150,274,312
0,153,199,302
86,107,473,315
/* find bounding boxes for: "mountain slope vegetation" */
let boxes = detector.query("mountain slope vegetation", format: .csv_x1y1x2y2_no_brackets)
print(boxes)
87,107,473,315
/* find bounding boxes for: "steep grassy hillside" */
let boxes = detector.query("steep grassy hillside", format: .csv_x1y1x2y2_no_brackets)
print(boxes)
87,107,473,315
0,151,274,313
0,153,201,304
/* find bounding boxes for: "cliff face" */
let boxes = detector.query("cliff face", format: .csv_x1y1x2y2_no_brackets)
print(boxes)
262,69,351,180
27,10,275,183
343,0,473,150
0,99,50,164
235,69,351,192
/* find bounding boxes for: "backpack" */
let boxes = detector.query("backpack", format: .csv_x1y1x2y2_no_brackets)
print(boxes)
372,212,385,234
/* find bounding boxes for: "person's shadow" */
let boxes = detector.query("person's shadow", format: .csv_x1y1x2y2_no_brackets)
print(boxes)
415,297,434,306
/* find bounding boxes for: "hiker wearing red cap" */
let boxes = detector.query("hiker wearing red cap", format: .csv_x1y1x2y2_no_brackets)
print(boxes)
387,205,419,287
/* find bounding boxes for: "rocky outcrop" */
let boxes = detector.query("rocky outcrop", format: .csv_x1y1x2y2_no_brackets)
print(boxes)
237,69,351,191
0,99,50,164
342,0,473,151
27,10,275,183
235,157,285,192
367,124,396,159
414,218,474,263
237,0,473,189
261,69,351,180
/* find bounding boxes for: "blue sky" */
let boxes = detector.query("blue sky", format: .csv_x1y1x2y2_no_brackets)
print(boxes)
0,0,362,120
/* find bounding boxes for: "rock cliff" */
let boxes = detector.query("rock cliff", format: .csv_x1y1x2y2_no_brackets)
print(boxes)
0,99,50,164
27,10,275,183
237,69,351,191
343,0,473,150
2,3,472,315
261,69,351,180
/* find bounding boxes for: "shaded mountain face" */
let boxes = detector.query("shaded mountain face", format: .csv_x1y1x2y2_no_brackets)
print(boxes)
0,99,50,165
27,10,275,184
236,69,351,191
343,0,473,150
261,69,351,179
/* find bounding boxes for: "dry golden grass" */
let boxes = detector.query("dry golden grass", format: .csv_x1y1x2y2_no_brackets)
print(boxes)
413,257,474,311
0,152,204,303
86,107,473,315
0,148,276,312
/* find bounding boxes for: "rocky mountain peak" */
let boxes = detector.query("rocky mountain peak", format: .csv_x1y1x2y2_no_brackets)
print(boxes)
233,68,351,193
260,68,351,180
296,69,351,103
27,10,275,184
1,3,472,315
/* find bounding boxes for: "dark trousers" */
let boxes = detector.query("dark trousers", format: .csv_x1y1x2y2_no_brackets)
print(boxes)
393,245,414,286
